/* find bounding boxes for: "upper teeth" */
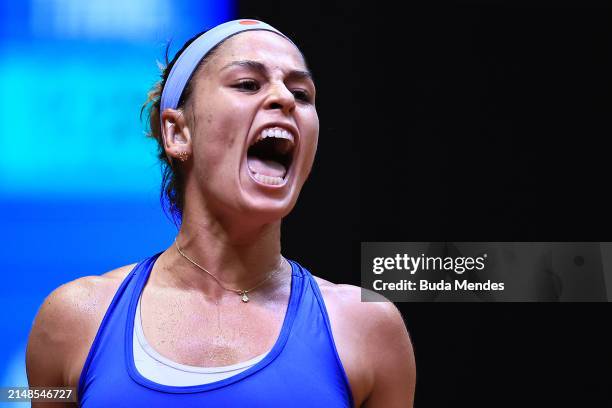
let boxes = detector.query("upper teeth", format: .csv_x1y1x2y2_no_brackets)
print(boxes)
255,127,295,144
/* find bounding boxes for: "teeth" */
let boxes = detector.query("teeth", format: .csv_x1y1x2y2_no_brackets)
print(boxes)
252,172,284,185
256,127,295,144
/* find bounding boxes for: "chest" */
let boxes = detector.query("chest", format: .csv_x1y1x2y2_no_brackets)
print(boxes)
139,289,286,367
73,280,370,407
138,287,371,407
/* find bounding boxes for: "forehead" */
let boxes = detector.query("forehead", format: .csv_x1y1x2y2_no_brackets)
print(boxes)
206,30,308,73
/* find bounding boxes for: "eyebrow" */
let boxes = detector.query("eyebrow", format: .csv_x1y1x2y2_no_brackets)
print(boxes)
220,59,314,82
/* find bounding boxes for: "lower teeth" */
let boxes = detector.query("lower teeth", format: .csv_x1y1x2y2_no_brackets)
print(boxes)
253,172,284,185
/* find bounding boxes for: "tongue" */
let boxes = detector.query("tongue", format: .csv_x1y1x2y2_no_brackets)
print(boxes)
247,156,286,178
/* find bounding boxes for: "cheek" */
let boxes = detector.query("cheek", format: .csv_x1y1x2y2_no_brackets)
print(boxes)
301,112,320,163
193,105,247,163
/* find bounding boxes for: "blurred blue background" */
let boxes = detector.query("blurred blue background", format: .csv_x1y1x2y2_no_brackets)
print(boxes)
0,0,234,404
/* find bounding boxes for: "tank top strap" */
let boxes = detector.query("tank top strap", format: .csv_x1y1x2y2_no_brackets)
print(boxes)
284,261,355,408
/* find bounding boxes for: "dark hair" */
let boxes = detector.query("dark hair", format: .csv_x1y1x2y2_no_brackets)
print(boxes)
140,30,223,227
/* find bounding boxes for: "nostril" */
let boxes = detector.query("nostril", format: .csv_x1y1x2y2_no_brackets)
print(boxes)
269,102,283,109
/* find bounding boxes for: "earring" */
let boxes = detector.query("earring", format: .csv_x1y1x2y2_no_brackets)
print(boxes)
177,151,189,162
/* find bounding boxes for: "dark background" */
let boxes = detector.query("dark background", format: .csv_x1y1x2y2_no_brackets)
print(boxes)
241,1,611,406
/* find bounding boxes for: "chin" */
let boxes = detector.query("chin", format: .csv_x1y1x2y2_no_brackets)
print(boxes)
238,195,298,224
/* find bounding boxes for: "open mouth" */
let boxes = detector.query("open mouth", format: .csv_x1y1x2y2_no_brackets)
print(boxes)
247,127,295,186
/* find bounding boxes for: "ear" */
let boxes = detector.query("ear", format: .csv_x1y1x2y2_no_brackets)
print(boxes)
161,108,192,162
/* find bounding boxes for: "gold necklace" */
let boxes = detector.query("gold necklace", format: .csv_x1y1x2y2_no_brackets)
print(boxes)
174,238,284,303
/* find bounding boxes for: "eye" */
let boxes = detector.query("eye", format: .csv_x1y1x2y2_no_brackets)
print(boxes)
292,89,311,103
234,79,260,92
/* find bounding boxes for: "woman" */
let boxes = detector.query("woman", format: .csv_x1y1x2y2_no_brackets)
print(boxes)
26,19,415,407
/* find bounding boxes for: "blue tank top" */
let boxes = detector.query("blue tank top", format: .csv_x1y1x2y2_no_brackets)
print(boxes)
78,252,354,407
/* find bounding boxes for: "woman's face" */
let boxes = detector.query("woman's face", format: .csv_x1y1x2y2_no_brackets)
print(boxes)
183,30,318,223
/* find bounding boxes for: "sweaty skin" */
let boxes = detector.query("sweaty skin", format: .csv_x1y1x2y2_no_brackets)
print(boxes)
26,30,415,408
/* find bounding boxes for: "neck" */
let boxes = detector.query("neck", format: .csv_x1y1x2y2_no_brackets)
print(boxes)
154,205,287,301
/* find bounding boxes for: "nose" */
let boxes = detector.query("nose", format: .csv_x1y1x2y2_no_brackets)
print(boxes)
263,82,296,115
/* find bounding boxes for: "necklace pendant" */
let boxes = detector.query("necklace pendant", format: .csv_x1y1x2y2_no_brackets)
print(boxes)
241,291,249,303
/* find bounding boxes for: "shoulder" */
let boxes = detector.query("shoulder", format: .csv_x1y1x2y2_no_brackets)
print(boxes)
33,262,136,335
26,263,137,387
313,276,410,342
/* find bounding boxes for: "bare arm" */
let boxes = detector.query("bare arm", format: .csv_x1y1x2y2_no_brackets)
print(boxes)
363,302,416,408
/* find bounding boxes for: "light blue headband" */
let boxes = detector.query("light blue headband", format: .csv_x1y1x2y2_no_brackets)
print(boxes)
160,19,290,122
